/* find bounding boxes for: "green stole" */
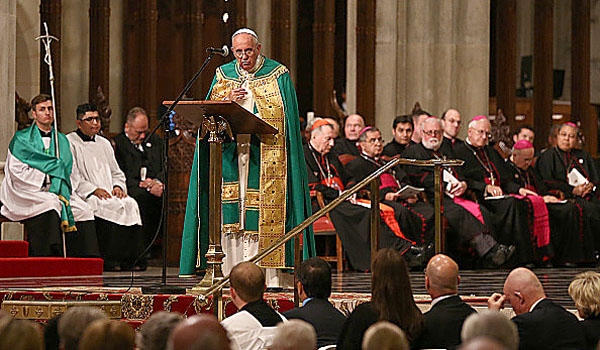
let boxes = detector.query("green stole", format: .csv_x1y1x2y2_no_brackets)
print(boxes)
179,57,315,275
8,124,76,231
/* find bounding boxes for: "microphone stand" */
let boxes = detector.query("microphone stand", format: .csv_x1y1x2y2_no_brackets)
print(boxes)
141,51,221,294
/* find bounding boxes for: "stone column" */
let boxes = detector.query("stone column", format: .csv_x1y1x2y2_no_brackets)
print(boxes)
376,0,490,141
0,0,21,240
0,0,16,159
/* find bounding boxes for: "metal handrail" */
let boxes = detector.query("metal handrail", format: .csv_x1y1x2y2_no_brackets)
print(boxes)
198,156,464,302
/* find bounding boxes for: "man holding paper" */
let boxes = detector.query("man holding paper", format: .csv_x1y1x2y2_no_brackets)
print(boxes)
536,122,600,258
402,117,515,268
508,139,593,265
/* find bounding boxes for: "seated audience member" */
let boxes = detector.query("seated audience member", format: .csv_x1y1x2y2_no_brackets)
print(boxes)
0,94,97,257
44,314,62,350
410,109,432,145
58,306,108,350
440,108,464,148
460,336,510,350
167,314,230,350
222,261,286,350
304,120,412,271
78,319,135,350
113,107,165,253
568,271,600,349
382,114,414,158
270,320,317,350
461,310,519,350
324,116,341,140
362,321,409,350
508,140,593,264
331,113,365,159
536,122,600,256
345,126,436,266
0,318,44,350
512,125,535,145
488,267,585,350
68,103,145,271
454,116,538,266
337,249,423,350
284,257,346,347
403,118,515,268
137,311,183,350
413,254,476,349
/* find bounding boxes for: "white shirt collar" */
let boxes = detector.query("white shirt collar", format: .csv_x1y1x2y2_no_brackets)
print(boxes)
430,294,456,308
529,297,545,312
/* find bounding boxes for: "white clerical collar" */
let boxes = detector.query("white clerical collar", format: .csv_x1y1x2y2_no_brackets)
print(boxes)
529,297,545,312
430,294,456,308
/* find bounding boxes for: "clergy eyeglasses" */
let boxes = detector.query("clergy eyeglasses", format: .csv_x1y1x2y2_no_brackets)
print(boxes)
472,129,492,138
422,130,442,136
366,137,384,144
233,47,257,58
80,117,100,123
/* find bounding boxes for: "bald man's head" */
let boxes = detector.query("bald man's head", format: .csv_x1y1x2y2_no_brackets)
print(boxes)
425,254,460,298
503,268,546,316
167,315,230,350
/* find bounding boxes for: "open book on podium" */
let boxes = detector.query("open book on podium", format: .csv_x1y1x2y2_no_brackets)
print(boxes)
162,100,278,136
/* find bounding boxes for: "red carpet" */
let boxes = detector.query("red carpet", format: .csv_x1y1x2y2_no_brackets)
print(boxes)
0,241,103,278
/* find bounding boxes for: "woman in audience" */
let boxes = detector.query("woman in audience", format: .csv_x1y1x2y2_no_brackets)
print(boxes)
0,316,44,350
78,319,135,350
337,248,423,349
568,271,600,349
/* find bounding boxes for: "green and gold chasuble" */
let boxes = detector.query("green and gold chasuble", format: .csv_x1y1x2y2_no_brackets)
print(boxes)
179,57,315,275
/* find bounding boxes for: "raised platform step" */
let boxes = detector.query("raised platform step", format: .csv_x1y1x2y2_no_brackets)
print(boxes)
0,240,28,258
0,257,104,278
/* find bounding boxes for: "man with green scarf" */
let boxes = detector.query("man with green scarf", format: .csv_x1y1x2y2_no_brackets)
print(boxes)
180,28,315,285
0,94,97,257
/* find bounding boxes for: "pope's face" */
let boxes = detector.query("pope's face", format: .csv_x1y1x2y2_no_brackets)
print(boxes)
468,120,491,148
32,100,54,132
232,33,262,72
359,130,383,158
557,125,578,152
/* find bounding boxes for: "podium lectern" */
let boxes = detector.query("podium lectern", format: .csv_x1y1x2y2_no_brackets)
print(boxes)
163,100,278,295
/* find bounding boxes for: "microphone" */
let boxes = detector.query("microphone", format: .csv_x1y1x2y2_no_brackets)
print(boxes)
206,45,229,57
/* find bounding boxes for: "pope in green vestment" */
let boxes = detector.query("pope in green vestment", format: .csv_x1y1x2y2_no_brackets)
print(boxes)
179,29,315,276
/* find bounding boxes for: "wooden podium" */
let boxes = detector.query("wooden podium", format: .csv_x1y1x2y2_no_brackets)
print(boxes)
163,100,278,293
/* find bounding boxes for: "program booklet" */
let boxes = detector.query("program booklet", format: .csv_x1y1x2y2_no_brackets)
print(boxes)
395,185,424,199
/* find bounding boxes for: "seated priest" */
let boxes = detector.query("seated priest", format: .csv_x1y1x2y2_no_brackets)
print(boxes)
401,117,515,268
535,122,600,258
381,114,414,159
454,116,539,267
304,119,413,271
344,126,435,266
0,94,98,257
507,140,593,265
67,103,145,271
331,113,365,159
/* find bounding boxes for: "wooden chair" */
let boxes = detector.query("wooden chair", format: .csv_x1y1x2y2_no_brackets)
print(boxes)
310,190,344,271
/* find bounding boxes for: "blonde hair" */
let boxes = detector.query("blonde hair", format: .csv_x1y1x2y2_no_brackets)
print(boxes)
568,271,600,318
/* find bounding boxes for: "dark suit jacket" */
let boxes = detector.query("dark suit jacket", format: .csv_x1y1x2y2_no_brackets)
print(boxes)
113,132,164,199
512,298,586,350
413,294,476,350
582,316,600,350
284,298,347,348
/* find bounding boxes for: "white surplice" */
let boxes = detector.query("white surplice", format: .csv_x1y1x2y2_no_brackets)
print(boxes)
0,149,94,222
67,133,141,226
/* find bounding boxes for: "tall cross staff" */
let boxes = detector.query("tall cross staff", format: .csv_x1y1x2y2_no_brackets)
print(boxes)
36,22,60,158
36,22,66,257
